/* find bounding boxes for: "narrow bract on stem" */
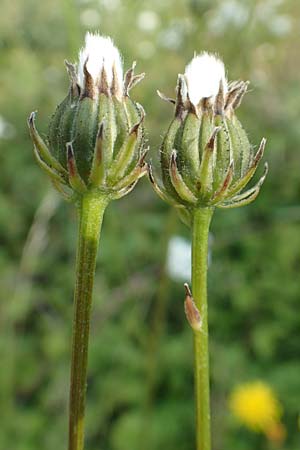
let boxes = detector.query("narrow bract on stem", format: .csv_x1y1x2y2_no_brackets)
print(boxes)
149,51,268,450
28,31,146,450
184,283,202,331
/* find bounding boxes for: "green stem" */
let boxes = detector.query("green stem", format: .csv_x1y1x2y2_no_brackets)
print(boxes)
191,207,214,450
68,192,109,450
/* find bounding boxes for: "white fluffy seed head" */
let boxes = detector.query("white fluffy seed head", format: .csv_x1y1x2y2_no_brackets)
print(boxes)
77,32,123,89
184,52,227,105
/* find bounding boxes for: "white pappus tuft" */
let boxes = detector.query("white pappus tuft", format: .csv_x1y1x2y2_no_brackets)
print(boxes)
184,52,227,106
77,32,123,90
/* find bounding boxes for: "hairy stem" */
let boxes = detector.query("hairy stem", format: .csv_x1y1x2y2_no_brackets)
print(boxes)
68,193,109,450
191,207,214,450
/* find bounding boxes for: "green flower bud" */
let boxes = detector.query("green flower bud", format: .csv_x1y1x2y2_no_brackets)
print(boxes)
28,32,147,201
150,53,268,223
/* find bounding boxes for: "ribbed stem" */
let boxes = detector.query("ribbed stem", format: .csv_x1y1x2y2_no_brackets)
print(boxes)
191,207,214,450
68,193,109,450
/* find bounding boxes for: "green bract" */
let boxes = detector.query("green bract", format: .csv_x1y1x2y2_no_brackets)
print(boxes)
28,60,146,201
150,70,268,224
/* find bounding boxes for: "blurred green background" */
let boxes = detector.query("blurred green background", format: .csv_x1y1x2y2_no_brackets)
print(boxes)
0,0,300,449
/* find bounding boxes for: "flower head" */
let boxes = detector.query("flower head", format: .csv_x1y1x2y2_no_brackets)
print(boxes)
184,52,227,105
150,51,268,223
229,381,282,432
28,32,146,201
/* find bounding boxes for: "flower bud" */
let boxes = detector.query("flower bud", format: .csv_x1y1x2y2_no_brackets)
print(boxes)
28,32,147,200
150,52,268,222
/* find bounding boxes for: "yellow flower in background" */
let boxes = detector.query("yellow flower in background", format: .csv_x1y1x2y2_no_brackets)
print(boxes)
229,381,282,433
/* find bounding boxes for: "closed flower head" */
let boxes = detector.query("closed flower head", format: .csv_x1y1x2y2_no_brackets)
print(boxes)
150,51,268,224
28,32,147,200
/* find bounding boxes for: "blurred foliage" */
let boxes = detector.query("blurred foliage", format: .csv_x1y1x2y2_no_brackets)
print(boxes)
0,0,300,449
